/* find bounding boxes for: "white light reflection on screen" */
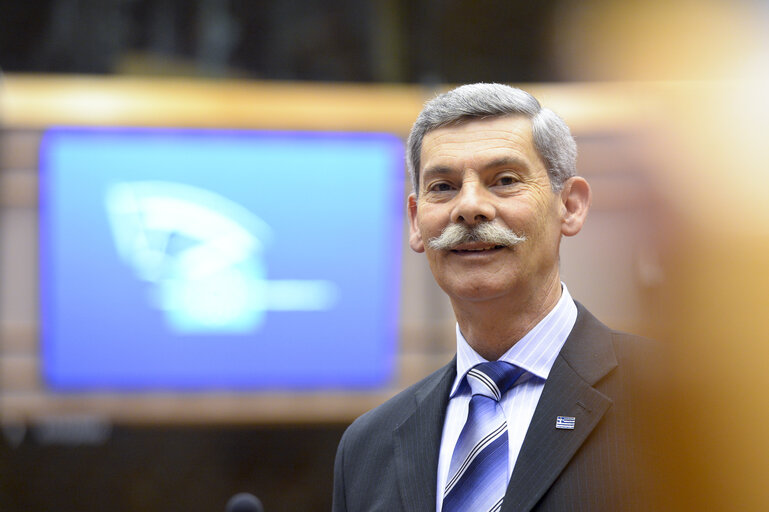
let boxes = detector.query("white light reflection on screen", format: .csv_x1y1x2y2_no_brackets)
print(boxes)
105,181,338,333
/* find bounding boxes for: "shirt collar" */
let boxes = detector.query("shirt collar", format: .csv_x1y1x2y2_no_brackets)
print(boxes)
450,283,578,397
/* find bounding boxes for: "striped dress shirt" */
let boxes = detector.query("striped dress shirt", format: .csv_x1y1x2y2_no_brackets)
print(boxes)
435,284,578,512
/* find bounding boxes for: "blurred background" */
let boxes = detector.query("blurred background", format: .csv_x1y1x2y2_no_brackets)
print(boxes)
1,0,768,510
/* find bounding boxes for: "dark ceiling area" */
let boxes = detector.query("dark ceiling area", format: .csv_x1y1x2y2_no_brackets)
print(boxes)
0,0,562,83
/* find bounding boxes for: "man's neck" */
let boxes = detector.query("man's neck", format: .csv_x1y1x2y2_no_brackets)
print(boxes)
451,278,563,361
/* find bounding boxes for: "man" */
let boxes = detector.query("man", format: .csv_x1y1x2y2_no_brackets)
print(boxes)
333,83,663,511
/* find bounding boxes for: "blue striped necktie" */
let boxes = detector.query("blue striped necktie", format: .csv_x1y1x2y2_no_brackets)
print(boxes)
442,361,524,512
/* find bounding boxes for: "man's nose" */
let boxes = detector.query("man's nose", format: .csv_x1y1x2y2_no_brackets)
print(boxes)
450,182,496,225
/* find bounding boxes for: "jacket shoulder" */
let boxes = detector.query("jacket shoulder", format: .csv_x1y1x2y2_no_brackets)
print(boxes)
343,360,454,440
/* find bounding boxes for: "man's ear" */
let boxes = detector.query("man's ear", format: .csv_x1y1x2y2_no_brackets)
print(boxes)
407,194,425,253
560,176,591,237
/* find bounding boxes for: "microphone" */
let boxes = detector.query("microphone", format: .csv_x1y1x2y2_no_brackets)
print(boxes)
225,492,264,512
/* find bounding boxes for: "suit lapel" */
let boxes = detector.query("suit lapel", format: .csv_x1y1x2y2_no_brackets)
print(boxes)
501,305,618,512
393,360,456,512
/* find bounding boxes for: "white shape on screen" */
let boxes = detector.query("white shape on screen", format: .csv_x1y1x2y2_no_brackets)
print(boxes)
105,181,338,334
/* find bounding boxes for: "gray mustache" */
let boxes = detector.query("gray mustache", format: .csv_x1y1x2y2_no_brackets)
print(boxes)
426,222,527,251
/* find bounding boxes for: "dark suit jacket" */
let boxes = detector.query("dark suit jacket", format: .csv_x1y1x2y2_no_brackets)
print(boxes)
333,303,666,511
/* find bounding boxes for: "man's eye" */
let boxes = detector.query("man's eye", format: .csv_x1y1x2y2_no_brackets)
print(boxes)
429,182,454,192
496,176,518,186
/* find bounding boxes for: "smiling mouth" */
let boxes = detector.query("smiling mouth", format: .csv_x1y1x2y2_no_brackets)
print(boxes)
451,245,506,253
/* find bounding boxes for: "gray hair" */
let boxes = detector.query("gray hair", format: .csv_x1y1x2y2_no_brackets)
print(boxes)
406,83,577,194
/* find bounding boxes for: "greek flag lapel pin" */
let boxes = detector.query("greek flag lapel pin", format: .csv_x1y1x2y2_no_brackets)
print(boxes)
556,416,576,430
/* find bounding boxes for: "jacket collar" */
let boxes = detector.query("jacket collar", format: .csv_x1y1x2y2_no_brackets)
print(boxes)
392,358,456,512
501,303,618,512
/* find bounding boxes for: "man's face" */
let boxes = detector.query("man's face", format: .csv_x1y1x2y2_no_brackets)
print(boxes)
408,115,570,305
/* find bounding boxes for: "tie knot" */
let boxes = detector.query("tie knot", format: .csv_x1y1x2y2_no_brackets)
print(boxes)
466,361,522,401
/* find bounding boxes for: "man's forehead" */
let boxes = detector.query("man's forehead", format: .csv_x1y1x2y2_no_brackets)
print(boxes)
420,115,537,165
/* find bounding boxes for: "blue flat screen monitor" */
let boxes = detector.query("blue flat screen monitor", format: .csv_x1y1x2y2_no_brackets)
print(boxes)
40,127,404,391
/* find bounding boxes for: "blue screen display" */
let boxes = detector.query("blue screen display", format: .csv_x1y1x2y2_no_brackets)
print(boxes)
40,127,404,391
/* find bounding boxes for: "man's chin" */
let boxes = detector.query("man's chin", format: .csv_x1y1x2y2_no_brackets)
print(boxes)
437,279,515,304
